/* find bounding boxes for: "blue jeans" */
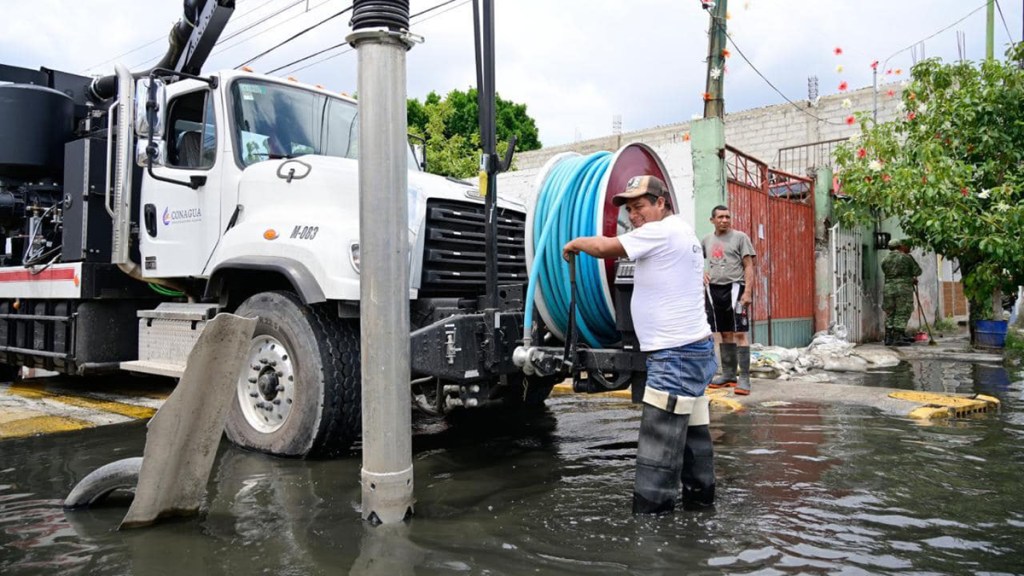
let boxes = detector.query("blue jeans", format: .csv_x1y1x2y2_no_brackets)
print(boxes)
645,337,718,398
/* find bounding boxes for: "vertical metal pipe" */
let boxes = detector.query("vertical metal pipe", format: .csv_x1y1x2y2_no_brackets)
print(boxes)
475,0,499,308
347,3,415,524
872,67,878,124
986,0,995,60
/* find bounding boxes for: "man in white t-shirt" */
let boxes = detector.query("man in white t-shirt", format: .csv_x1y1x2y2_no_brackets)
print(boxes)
563,175,718,514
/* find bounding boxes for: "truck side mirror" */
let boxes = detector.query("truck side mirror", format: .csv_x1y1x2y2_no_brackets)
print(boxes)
408,133,427,172
134,78,166,138
136,139,166,168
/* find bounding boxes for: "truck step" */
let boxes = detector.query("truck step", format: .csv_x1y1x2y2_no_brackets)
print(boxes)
120,360,186,379
120,304,221,378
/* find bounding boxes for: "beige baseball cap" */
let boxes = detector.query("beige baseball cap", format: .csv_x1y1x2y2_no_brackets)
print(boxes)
612,175,669,207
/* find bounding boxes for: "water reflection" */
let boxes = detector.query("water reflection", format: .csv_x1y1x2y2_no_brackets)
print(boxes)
0,366,1022,575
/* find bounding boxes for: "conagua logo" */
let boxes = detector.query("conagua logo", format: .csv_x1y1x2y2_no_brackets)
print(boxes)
162,206,202,225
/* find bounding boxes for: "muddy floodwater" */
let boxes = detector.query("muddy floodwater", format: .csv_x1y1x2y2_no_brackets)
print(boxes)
2,359,1024,575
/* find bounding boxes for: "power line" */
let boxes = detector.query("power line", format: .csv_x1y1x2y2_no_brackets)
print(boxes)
995,0,1016,43
217,0,305,45
722,30,845,126
236,5,354,68
84,0,268,73
275,0,468,76
880,1,989,71
214,0,326,58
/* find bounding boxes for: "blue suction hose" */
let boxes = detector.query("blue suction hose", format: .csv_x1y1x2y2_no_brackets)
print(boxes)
523,152,619,348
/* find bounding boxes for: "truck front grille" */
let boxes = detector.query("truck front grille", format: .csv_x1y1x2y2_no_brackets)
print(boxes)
419,199,526,297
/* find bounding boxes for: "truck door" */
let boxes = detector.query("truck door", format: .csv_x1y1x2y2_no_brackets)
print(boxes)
139,88,222,277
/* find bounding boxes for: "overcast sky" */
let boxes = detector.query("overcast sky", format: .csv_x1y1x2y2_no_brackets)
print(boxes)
1,0,1020,146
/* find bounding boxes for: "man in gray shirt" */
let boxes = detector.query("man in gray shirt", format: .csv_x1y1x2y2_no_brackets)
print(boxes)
702,205,756,395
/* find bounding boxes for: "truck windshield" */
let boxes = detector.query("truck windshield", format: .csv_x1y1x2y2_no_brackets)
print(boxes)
230,79,418,169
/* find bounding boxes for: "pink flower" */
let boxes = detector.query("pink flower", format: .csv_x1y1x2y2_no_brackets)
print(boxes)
961,187,969,197
856,147,867,158
907,111,916,121
846,115,856,125
882,174,891,182
886,89,896,97
834,47,843,55
870,60,879,70
839,81,849,92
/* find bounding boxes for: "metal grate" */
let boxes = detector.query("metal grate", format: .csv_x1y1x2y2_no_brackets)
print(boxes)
830,223,864,343
419,199,527,296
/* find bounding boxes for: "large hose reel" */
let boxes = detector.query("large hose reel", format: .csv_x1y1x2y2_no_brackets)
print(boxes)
514,143,677,378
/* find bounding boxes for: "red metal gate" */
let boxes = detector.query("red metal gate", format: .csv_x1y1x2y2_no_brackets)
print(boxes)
724,146,815,347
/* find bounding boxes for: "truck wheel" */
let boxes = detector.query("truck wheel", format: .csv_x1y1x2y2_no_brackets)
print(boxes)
225,291,360,457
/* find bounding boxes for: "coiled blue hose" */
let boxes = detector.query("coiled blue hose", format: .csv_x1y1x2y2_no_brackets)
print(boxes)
524,152,619,348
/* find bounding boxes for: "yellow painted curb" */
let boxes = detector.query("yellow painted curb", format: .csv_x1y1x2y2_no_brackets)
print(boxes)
889,390,999,419
10,382,158,420
551,383,630,399
0,414,92,439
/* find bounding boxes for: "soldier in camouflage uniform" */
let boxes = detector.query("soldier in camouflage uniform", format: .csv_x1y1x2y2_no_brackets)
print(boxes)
881,238,922,346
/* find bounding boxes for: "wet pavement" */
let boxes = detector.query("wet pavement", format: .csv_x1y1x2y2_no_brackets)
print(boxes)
2,342,1024,575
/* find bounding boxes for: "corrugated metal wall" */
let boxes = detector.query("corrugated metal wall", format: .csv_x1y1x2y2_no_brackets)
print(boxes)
725,146,816,348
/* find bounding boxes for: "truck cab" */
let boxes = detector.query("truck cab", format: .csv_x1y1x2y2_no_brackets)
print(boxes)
122,68,535,457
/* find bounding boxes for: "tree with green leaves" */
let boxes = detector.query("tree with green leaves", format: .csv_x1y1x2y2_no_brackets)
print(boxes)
834,44,1024,339
407,88,541,178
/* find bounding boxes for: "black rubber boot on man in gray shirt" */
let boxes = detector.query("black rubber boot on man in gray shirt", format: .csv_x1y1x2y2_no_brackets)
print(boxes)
735,345,751,395
708,342,737,389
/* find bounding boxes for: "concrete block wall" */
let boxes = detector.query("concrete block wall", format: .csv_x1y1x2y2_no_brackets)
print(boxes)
515,84,903,174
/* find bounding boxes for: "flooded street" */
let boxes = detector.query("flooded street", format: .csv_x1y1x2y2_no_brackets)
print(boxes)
2,360,1024,575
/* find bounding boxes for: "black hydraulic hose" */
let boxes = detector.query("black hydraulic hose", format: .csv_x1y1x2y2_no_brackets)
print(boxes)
88,0,212,102
350,0,410,31
562,253,579,371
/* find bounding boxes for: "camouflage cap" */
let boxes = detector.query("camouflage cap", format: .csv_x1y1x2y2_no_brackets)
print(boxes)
612,175,669,207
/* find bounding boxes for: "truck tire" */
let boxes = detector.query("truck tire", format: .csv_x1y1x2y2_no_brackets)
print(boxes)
64,457,143,508
225,291,360,458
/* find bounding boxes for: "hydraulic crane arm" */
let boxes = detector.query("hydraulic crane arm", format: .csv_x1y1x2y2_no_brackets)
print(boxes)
168,0,236,76
89,0,235,101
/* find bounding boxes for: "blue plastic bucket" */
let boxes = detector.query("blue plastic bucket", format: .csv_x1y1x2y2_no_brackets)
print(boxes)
975,320,1008,348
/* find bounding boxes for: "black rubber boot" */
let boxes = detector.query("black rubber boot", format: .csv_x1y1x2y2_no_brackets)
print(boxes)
681,423,716,510
735,346,751,395
709,343,737,388
633,404,690,514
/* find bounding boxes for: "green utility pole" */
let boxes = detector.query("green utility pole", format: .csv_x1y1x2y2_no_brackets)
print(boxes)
703,0,728,119
986,0,995,60
694,0,729,240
